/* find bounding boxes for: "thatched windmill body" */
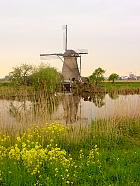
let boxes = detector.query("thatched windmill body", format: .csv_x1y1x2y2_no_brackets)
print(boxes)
40,25,88,84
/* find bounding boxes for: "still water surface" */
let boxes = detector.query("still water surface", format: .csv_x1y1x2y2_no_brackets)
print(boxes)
0,93,140,132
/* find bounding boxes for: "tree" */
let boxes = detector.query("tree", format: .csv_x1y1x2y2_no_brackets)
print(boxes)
89,67,105,85
9,64,33,86
108,73,119,83
30,64,61,93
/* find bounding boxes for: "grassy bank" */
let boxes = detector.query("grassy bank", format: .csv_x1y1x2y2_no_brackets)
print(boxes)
72,81,140,95
102,81,140,93
1,118,140,185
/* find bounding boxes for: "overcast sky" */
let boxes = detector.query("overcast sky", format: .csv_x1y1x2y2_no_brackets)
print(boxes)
0,0,140,77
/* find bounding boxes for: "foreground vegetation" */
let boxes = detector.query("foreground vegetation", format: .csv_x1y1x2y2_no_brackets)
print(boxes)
1,117,140,185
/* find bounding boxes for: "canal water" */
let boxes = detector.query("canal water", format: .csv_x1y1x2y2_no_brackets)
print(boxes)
0,93,140,132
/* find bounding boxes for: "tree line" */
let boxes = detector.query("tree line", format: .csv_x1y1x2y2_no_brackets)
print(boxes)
8,64,119,91
89,67,119,85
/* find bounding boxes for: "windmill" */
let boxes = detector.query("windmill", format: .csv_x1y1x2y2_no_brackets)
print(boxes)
40,25,88,86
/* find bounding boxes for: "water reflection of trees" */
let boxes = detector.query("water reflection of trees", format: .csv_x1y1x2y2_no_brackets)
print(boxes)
6,91,121,126
82,92,106,108
92,93,105,107
108,92,119,100
8,93,81,125
81,91,120,107
8,93,61,124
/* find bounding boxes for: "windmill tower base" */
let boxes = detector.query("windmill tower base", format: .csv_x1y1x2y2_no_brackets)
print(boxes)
62,80,72,92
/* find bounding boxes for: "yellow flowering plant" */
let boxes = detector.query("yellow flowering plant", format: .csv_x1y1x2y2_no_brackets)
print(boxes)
0,123,101,185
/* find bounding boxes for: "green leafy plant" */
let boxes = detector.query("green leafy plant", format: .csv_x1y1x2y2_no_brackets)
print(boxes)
29,64,61,93
89,67,105,85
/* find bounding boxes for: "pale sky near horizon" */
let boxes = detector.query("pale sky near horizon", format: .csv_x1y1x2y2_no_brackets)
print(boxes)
0,0,140,78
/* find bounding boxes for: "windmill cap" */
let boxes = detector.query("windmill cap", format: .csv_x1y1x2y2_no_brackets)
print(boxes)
64,50,79,57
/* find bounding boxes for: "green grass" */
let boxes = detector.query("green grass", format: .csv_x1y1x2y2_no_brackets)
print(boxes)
102,81,140,92
57,118,140,185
